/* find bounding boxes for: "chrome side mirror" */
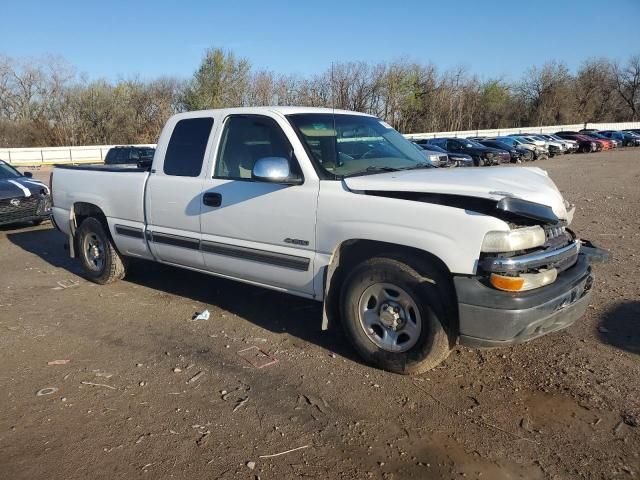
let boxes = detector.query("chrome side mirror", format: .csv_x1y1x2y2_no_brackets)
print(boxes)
252,157,302,185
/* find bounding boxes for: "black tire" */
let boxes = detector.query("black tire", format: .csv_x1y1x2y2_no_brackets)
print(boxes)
76,217,126,284
340,256,453,375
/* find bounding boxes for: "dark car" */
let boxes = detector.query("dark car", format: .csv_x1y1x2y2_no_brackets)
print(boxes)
423,138,509,166
477,139,533,163
413,141,473,167
105,146,155,168
555,132,602,153
0,159,51,227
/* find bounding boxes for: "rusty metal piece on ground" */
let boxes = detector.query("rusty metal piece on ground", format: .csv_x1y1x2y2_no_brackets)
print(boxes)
237,346,278,369
47,359,71,365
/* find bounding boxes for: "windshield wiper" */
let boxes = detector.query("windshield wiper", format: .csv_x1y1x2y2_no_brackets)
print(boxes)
402,162,434,170
344,166,402,177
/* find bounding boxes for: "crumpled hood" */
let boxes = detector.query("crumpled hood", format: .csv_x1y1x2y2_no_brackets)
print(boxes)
0,176,49,201
343,166,568,220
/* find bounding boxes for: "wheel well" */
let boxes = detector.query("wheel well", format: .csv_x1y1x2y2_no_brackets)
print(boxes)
71,203,113,254
73,202,108,231
324,239,458,334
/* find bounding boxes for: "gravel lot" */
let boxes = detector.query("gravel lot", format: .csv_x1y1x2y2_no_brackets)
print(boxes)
1,149,639,479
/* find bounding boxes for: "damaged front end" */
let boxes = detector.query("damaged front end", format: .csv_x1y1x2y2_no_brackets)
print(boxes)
363,187,609,347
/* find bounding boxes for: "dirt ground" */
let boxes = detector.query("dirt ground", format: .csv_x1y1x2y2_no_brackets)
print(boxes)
1,149,639,480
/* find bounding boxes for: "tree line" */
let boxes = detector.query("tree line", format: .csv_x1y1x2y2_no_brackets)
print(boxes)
1,49,639,148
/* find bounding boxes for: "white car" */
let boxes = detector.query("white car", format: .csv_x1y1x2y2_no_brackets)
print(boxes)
50,107,602,374
542,134,578,152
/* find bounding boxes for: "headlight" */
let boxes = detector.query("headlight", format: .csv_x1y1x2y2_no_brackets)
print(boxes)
428,154,439,162
481,226,546,253
591,142,597,147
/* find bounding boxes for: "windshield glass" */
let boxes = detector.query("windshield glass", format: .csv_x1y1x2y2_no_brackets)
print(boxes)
287,114,430,178
463,139,485,148
0,161,22,179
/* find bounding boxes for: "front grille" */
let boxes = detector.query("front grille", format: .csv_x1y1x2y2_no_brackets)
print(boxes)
439,155,448,165
545,225,565,240
0,196,41,223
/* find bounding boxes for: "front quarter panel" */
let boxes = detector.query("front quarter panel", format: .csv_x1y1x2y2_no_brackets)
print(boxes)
316,181,509,275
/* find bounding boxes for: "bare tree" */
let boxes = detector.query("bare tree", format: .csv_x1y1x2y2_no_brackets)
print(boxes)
612,55,640,121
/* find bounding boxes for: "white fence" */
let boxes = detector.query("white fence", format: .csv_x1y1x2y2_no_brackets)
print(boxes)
2,121,640,166
405,121,640,140
0,144,156,166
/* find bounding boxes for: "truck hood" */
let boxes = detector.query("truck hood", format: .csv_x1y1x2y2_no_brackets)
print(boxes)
343,166,568,220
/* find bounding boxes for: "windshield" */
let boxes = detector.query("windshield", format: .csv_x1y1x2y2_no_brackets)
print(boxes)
287,114,430,178
0,161,22,179
464,139,485,148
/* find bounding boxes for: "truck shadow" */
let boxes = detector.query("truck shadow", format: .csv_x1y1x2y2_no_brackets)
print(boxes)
6,227,359,363
597,301,640,355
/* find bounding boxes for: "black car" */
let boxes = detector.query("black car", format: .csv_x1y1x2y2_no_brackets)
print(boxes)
415,142,473,167
423,138,509,166
477,139,533,163
105,146,155,168
0,160,51,227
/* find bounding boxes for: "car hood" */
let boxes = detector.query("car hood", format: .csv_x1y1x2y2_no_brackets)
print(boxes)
343,166,568,220
0,176,49,201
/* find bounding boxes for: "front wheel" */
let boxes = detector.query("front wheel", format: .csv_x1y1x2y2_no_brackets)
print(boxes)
340,256,453,374
76,217,127,284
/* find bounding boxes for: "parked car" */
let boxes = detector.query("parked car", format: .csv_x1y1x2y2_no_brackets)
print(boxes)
50,106,606,374
476,139,533,163
579,133,615,150
540,134,579,153
412,143,450,167
105,146,156,168
623,129,640,135
493,136,547,160
523,134,566,156
598,131,640,147
586,132,618,148
424,138,509,166
555,132,602,152
413,141,473,167
0,159,51,226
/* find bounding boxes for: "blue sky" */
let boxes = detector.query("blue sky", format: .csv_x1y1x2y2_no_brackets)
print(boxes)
3,0,639,81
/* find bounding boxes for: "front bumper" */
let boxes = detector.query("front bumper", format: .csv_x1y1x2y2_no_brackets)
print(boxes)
455,253,594,347
0,195,51,226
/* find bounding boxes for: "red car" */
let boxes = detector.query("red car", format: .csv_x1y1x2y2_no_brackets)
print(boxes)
556,132,603,153
581,134,614,150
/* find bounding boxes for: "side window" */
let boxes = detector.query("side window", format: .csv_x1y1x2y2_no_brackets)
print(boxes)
214,116,297,180
163,117,214,177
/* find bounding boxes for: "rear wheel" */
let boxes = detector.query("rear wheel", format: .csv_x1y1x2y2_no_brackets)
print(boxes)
340,256,453,375
76,217,126,284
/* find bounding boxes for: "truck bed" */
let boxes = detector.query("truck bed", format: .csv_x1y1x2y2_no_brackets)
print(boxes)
51,164,150,251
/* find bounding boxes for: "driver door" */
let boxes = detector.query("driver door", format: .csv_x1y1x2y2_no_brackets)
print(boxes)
199,114,319,296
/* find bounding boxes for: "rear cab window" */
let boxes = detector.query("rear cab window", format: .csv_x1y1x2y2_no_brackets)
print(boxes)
163,117,214,177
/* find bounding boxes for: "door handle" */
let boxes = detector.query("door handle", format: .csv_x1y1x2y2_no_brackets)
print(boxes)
203,192,222,207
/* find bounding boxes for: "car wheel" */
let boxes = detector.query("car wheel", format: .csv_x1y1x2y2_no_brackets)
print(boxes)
76,217,127,284
340,256,453,375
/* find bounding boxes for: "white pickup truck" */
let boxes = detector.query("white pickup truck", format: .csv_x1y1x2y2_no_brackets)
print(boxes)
51,107,604,374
